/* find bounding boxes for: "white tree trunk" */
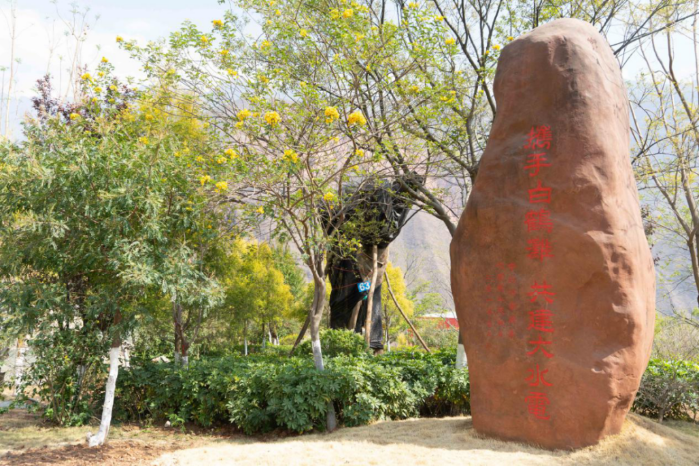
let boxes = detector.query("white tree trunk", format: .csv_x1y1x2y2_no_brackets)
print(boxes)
181,355,189,367
364,245,379,346
174,352,182,365
13,342,25,396
309,272,337,431
88,346,120,447
456,341,467,369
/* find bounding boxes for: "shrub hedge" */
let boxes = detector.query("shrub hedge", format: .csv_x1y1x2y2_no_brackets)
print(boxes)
633,358,699,422
10,330,698,432
114,345,470,434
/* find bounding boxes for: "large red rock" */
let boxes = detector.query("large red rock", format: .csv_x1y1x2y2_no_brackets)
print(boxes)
450,18,655,450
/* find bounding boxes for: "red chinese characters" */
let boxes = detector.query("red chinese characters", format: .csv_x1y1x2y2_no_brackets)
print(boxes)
523,125,556,421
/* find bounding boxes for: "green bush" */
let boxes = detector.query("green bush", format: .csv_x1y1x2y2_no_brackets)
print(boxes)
632,359,699,422
113,349,469,434
297,329,369,358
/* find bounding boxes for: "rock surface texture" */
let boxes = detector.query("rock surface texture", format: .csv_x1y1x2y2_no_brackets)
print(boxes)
450,18,655,450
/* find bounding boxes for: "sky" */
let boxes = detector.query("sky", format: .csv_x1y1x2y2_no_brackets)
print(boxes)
0,0,237,98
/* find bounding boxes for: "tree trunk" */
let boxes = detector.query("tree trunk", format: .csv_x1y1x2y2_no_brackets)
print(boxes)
364,245,379,346
88,317,122,448
455,333,467,369
348,300,362,331
244,319,248,356
13,337,25,396
173,303,189,366
289,314,310,356
310,272,337,432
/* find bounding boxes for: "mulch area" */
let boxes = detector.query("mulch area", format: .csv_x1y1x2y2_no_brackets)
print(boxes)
0,441,176,466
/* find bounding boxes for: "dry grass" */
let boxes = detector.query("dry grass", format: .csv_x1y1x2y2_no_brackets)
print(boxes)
1,409,698,466
154,413,699,466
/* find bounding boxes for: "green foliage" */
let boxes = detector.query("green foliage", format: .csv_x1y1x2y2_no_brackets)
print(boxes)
12,327,108,426
297,329,369,358
632,359,699,422
112,348,469,434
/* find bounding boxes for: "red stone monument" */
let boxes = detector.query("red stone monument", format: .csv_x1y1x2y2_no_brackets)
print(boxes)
450,18,655,449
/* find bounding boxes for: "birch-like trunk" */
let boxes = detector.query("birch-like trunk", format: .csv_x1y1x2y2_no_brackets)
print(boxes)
243,319,248,356
87,345,120,447
364,245,379,346
13,339,25,396
455,337,467,369
309,273,337,431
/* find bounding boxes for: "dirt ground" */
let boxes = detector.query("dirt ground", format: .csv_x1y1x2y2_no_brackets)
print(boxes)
1,409,698,466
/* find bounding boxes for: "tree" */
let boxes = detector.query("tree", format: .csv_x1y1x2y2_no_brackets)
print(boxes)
632,6,699,329
0,64,222,445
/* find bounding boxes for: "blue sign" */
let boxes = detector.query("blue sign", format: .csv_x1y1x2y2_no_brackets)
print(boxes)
358,281,371,292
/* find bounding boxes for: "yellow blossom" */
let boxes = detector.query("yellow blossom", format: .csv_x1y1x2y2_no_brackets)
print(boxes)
275,9,281,15
109,85,118,91
300,81,307,87
261,40,272,49
109,98,115,104
355,149,364,157
196,156,205,162
215,181,228,192
200,175,212,186
256,206,264,214
265,111,281,126
101,57,109,63
225,148,238,159
69,113,80,120
81,73,91,81
227,69,238,77
283,149,299,163
347,110,366,126
492,44,501,50
220,49,229,56
91,97,98,103
330,9,340,18
139,136,149,145
174,151,181,157
445,37,455,45
342,9,353,18
355,33,364,41
300,29,308,38
325,106,340,123
145,114,154,121
507,36,514,41
237,108,252,121
98,71,105,77
200,35,209,44
435,15,444,21
94,86,102,93
116,35,124,43
408,2,419,8
167,68,176,75
213,19,223,28
216,156,226,164
323,192,337,202
235,121,244,129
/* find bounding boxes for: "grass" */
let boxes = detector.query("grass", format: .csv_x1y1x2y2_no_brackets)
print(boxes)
154,413,699,466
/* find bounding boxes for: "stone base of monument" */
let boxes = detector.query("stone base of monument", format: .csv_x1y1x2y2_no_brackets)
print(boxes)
450,18,655,450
